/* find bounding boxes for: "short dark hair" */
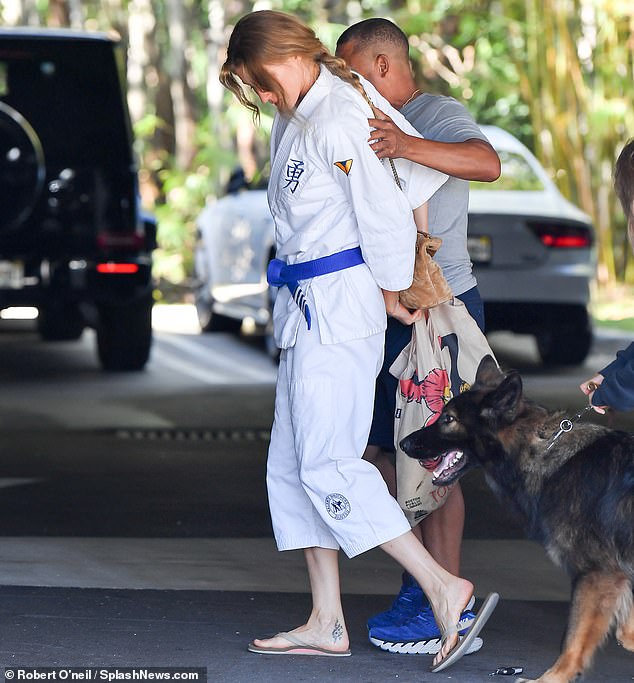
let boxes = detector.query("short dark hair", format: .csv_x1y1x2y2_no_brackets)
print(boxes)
336,18,410,59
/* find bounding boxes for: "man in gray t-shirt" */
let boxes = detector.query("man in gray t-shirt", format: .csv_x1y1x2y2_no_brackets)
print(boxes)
404,95,489,296
337,18,500,655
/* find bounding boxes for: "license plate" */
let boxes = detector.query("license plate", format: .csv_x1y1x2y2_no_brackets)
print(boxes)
467,235,492,264
0,260,24,288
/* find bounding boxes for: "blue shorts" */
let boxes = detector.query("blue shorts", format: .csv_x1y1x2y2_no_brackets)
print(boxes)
368,287,485,451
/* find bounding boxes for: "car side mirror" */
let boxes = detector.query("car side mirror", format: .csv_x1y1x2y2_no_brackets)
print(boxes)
141,211,157,250
225,168,249,195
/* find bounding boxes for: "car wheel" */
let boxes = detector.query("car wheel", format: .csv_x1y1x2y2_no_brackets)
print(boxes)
37,304,84,341
263,285,280,363
536,326,592,366
97,295,153,371
194,284,239,333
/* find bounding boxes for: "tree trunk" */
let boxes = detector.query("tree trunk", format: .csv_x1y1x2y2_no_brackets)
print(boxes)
127,0,162,206
19,0,41,26
166,0,197,170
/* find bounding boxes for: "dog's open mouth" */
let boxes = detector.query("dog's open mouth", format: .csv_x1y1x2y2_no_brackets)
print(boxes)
430,449,466,485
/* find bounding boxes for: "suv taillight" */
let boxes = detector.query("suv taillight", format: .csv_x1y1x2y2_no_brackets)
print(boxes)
96,263,139,274
528,222,593,248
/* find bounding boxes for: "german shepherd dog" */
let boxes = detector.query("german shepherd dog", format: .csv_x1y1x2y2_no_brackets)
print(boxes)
400,356,634,683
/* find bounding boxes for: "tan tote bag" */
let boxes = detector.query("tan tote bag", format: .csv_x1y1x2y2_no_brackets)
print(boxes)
390,297,497,526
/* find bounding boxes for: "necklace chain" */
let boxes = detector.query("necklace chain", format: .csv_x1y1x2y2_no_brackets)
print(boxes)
402,88,421,107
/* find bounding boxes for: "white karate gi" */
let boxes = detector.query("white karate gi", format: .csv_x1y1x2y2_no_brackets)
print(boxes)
267,65,447,558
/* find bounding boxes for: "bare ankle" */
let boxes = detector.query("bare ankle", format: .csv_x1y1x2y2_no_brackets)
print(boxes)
330,618,346,646
305,612,349,647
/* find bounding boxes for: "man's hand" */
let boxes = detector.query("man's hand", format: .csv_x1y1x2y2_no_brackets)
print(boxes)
368,108,413,160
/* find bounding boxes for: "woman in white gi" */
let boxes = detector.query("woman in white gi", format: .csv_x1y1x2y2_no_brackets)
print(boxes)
220,10,497,671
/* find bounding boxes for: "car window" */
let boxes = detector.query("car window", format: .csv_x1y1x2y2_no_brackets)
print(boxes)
471,150,544,191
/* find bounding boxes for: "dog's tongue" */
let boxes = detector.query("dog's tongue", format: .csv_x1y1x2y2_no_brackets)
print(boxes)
433,449,464,481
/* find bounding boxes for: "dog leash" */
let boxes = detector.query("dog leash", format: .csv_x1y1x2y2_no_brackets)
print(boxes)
545,404,595,451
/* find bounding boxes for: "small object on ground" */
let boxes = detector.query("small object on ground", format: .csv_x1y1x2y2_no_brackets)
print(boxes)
489,667,524,676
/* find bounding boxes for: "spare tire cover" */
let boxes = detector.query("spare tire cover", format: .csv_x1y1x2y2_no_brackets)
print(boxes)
0,101,45,231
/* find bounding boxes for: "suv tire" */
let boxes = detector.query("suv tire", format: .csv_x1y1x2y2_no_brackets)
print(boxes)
97,295,153,371
195,285,239,333
37,303,84,341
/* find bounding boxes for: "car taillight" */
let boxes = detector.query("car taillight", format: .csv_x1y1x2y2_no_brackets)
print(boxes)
97,232,145,250
528,222,593,248
96,263,139,274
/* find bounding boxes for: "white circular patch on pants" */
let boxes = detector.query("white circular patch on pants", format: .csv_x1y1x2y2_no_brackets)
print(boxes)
325,493,351,520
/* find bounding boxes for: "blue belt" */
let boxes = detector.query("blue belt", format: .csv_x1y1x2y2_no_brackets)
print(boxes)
267,246,364,330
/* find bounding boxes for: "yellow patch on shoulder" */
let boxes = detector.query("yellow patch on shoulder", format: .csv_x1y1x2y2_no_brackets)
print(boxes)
334,159,353,176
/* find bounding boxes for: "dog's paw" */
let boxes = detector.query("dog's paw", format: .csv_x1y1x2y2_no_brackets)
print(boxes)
515,678,536,683
616,627,634,652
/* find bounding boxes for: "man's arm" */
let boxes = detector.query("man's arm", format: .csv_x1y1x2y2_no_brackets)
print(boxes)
368,112,501,182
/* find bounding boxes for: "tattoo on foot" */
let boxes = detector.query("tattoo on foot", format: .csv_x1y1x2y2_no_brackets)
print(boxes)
332,619,344,643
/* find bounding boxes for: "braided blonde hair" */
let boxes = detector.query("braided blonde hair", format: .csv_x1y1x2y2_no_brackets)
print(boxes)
220,10,367,123
615,139,634,250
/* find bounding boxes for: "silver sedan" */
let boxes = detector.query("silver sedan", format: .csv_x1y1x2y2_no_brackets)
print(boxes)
194,125,595,365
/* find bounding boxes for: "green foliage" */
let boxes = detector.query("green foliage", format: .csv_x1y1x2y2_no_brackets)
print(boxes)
399,1,533,144
23,0,630,289
149,116,237,284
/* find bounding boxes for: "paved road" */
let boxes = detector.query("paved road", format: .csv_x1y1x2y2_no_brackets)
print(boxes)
0,309,632,681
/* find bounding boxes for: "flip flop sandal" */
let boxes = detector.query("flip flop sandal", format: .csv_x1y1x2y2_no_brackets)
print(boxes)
430,592,499,673
248,631,351,657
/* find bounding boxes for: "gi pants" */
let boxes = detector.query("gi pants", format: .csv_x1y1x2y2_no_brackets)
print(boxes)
267,314,411,559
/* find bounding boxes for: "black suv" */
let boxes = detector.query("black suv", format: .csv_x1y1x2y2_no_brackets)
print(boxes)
0,29,155,371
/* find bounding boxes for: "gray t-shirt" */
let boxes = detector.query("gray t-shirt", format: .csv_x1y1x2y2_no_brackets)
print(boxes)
401,94,490,296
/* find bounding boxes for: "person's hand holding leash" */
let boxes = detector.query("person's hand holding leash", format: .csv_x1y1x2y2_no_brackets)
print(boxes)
368,107,414,160
579,374,607,414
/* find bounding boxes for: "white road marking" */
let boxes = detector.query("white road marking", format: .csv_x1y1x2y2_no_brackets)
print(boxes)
152,332,277,385
0,478,41,489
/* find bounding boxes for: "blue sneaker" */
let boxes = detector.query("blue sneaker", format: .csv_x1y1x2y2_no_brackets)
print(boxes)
366,573,425,630
368,601,482,655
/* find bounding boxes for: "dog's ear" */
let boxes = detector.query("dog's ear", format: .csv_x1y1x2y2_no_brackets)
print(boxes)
474,355,504,388
480,371,523,424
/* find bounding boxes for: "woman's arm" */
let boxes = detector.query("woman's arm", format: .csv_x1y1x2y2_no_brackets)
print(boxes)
412,203,428,232
380,203,428,324
586,343,634,412
382,289,423,324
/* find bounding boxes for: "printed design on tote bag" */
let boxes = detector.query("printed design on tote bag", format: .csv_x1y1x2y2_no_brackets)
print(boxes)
400,367,450,414
399,332,470,427
440,332,470,397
